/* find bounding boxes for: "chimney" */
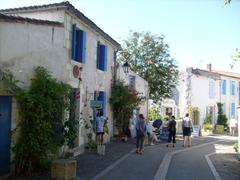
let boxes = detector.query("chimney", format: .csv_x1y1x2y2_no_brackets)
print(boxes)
207,64,212,71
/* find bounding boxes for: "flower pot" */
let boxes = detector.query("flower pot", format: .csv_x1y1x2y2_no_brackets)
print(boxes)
51,159,76,180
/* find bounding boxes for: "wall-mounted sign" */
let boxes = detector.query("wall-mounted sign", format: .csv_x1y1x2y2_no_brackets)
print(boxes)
90,100,102,109
73,65,80,78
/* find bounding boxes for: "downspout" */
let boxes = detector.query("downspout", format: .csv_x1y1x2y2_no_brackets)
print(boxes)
112,49,119,135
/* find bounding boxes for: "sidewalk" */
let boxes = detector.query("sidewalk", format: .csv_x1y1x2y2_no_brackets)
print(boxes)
75,138,136,180
209,139,240,180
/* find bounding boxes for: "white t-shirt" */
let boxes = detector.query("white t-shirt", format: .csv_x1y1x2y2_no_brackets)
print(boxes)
229,118,237,128
182,117,193,128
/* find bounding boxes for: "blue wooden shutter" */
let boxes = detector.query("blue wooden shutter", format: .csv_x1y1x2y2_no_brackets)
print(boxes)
230,81,235,95
76,30,81,62
222,80,226,95
232,81,235,95
100,45,105,71
81,31,86,63
98,91,106,115
231,103,235,117
97,42,100,69
72,24,77,60
104,46,108,71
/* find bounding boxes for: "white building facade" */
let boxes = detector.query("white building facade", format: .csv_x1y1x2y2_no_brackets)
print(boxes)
178,65,240,126
0,1,121,167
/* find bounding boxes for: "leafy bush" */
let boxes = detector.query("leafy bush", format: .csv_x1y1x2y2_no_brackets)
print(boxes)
203,123,213,131
9,67,73,175
217,103,228,127
148,108,160,121
109,79,145,135
233,143,239,152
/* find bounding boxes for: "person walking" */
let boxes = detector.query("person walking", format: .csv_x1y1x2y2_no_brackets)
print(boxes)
182,113,193,147
135,114,146,155
229,116,237,136
166,115,177,147
95,111,108,145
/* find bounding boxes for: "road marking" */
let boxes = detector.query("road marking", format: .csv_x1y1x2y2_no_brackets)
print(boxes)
205,153,222,180
92,149,135,180
153,139,224,180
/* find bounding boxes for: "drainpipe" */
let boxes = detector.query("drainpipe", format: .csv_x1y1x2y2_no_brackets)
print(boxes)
112,49,119,135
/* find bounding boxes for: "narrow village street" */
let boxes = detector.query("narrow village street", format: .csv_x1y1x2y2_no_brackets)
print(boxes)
75,135,239,180
0,1,239,180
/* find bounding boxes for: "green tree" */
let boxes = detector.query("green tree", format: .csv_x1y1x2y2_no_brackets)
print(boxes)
119,31,178,103
230,48,240,68
217,102,228,127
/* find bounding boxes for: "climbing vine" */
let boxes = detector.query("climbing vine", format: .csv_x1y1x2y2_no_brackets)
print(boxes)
1,67,77,175
109,79,145,136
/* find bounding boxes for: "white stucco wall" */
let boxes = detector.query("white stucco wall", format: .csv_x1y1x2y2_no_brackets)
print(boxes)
64,13,117,146
190,75,220,125
178,70,240,126
1,8,120,154
219,75,240,120
0,21,67,88
117,65,149,118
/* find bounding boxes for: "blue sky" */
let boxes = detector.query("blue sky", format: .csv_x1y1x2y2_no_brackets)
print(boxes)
0,0,240,72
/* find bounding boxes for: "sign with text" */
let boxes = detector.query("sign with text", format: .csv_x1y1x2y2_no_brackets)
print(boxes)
90,100,102,109
192,125,201,137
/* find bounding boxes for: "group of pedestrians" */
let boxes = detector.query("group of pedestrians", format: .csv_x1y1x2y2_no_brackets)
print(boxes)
135,113,194,155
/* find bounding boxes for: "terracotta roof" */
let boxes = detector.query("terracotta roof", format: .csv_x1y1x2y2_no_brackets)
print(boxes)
212,70,240,79
0,1,121,48
0,13,63,27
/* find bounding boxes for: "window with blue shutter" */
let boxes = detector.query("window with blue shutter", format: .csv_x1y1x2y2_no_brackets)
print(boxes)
230,81,235,95
221,80,226,95
96,42,108,71
71,24,86,63
231,103,235,117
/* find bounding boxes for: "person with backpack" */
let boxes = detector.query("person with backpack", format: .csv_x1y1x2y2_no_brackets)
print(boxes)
182,113,194,147
166,115,177,147
135,114,147,154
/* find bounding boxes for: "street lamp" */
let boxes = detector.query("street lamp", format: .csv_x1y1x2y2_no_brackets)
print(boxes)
123,61,129,74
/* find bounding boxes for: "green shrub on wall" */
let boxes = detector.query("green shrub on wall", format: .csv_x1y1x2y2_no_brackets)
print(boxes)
217,102,228,127
109,79,145,136
2,67,77,175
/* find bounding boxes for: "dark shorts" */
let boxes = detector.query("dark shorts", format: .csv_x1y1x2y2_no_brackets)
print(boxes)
183,127,191,136
97,132,104,135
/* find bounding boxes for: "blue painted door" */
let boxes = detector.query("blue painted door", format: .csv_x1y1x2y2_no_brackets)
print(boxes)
0,96,12,176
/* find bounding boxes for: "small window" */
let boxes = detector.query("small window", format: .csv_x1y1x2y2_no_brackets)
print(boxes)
129,75,136,90
230,81,235,95
72,24,86,63
209,81,215,98
96,42,108,71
